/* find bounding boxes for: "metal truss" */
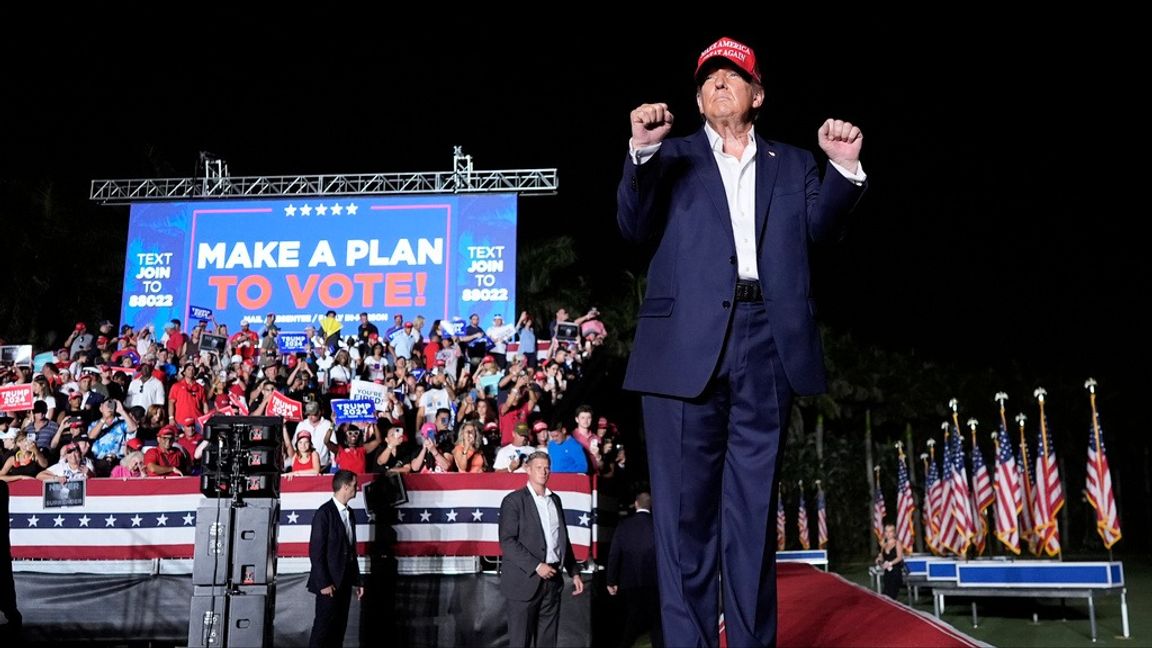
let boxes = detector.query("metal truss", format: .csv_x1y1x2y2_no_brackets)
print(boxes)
90,147,558,204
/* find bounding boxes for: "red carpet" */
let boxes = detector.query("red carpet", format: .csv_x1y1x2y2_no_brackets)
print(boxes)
776,563,981,647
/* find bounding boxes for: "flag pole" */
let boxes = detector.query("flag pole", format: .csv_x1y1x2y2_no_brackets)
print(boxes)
1035,387,1062,561
1085,378,1114,562
1016,412,1035,556
949,399,970,560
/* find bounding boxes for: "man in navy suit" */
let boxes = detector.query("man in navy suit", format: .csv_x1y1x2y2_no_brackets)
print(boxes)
499,451,585,647
606,492,660,648
308,470,363,648
618,36,866,647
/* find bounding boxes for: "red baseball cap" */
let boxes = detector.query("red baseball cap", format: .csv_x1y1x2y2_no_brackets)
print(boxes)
157,425,178,438
404,321,414,328
126,438,143,451
532,420,549,433
695,36,761,84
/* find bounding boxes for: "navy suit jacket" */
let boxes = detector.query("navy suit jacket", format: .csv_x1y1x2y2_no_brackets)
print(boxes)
606,510,656,592
307,499,361,594
618,128,865,398
498,485,578,602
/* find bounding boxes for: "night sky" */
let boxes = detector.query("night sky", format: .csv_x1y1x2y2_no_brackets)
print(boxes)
4,18,1145,534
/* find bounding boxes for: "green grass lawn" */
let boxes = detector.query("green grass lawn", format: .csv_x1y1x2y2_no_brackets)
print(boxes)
836,555,1147,647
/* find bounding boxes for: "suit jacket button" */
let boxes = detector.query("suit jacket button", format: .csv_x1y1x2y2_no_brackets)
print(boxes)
729,256,736,265
722,301,731,309
630,176,638,190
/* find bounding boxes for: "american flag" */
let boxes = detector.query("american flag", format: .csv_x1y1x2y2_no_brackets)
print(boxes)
969,424,993,555
992,425,1023,554
924,446,945,555
6,473,595,561
1032,414,1064,557
895,447,916,554
797,482,811,550
938,426,973,555
816,481,829,550
871,472,886,546
1017,421,1040,556
1086,416,1122,549
777,493,787,551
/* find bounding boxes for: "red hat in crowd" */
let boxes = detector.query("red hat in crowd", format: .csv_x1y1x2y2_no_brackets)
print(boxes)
182,417,196,426
695,36,761,84
482,355,495,363
483,421,499,432
75,322,87,331
157,425,178,438
404,322,414,328
597,416,609,429
126,438,143,452
297,430,312,439
532,420,549,433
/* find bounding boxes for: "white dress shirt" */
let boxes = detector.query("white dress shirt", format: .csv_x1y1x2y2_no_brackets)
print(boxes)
332,496,353,545
630,127,867,280
528,485,561,564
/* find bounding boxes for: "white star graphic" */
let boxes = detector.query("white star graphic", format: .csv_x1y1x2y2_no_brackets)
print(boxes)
79,515,91,527
367,511,377,522
183,513,195,526
315,204,328,216
330,203,344,215
285,204,297,216
578,513,590,526
346,203,359,215
105,515,118,527
130,514,143,527
300,204,313,217
156,514,169,527
419,510,431,522
471,509,484,522
287,511,300,524
396,510,405,522
28,515,39,527
53,515,66,527
445,510,458,522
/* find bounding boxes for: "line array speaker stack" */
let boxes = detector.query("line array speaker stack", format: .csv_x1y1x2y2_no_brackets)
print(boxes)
188,416,282,648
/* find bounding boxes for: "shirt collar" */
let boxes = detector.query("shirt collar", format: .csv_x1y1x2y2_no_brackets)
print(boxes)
703,122,757,155
331,496,349,513
526,484,553,499
636,508,651,514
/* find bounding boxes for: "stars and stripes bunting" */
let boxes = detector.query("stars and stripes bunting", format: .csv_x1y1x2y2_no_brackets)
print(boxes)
1085,379,1122,549
6,473,595,561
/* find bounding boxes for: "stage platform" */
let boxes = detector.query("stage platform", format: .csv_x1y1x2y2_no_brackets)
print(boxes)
4,561,985,647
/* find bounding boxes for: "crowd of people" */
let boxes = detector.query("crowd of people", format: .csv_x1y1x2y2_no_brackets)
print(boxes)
0,307,629,490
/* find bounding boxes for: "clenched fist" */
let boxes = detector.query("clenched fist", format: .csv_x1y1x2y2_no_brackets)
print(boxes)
631,103,674,147
817,118,863,174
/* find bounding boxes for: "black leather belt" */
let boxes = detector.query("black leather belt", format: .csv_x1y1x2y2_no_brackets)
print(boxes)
734,280,763,302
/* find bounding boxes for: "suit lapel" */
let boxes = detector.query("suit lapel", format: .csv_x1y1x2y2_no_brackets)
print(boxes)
690,130,737,240
754,134,780,250
523,488,545,545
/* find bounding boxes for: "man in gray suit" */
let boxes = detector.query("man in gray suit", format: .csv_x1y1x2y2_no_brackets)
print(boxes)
499,451,585,647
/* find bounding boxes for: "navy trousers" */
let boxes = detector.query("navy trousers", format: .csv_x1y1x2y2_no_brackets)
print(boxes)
642,301,792,648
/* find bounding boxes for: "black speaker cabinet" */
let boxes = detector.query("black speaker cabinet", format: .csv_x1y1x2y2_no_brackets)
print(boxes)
188,584,275,648
193,500,279,586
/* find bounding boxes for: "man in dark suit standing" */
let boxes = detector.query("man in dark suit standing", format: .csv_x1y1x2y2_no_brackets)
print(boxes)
499,451,584,647
606,492,660,648
0,481,21,644
308,469,363,648
618,36,866,647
